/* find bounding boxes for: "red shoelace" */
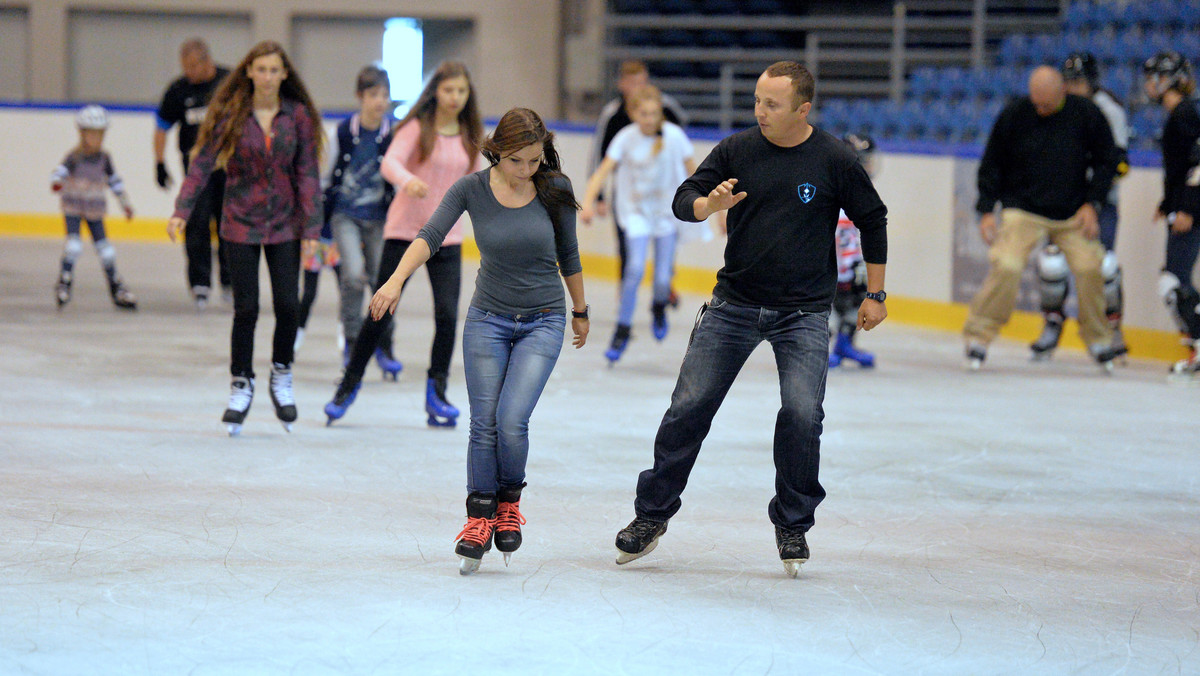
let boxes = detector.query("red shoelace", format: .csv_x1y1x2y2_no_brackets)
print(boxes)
455,516,494,545
495,501,526,533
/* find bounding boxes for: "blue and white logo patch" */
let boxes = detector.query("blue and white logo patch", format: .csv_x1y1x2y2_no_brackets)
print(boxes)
798,183,816,203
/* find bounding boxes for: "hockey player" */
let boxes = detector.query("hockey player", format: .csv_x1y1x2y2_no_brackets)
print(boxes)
1030,53,1129,361
1143,51,1200,377
828,132,878,368
51,105,138,311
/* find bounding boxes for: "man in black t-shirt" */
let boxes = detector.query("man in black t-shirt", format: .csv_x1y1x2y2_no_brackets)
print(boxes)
613,61,889,578
154,38,231,308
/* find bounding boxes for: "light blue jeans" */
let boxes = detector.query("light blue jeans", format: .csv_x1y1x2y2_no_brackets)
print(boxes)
461,306,565,493
330,211,384,344
618,233,677,326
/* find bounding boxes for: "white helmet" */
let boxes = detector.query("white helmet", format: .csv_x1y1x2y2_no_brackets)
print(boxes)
76,105,109,130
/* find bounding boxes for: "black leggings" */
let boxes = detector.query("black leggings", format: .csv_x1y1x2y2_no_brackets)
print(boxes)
225,240,300,378
297,266,342,330
345,239,462,381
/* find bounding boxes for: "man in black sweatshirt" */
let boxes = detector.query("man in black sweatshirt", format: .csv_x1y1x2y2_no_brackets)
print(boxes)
964,65,1117,370
613,61,889,577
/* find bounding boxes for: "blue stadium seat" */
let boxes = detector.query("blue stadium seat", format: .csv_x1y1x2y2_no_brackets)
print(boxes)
656,0,695,15
907,67,939,99
697,29,734,47
740,0,785,14
612,0,657,13
739,30,786,49
616,28,655,46
656,29,692,46
1064,1,1091,31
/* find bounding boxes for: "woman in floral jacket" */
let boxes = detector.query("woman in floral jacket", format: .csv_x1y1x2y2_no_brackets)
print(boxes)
169,40,324,436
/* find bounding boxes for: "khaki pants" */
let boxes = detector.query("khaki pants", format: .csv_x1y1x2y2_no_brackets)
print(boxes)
963,208,1111,347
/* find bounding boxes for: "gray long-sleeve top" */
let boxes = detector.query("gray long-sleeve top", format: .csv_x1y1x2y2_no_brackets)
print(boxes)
417,169,582,315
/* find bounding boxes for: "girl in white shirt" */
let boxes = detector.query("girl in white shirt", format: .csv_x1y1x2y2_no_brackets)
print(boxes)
581,85,697,363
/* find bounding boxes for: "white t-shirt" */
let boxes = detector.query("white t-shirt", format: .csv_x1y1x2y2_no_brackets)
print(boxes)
607,121,694,238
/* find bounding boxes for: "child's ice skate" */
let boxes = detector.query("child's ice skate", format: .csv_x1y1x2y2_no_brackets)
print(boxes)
830,332,875,368
425,376,459,428
108,276,137,311
614,516,668,565
268,362,297,432
605,325,631,365
1168,340,1200,384
455,493,497,575
1088,343,1116,375
651,302,669,341
222,376,254,436
54,271,72,309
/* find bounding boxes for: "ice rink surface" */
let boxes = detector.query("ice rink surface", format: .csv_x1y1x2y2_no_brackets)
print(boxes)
2,237,1198,675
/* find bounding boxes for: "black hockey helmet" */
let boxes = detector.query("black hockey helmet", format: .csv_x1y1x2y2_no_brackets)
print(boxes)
1143,51,1194,97
1063,52,1100,89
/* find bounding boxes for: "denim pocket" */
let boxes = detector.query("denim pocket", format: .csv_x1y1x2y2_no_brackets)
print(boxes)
465,306,491,322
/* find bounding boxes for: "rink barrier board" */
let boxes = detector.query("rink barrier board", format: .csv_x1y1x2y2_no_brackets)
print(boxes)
2,211,1187,364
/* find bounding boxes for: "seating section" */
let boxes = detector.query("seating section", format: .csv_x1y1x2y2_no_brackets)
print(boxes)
607,0,1197,150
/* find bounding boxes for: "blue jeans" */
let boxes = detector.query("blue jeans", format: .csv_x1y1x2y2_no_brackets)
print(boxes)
462,306,565,493
618,233,677,326
635,296,832,531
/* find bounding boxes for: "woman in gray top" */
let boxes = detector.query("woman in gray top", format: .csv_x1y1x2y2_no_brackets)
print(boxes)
369,108,590,575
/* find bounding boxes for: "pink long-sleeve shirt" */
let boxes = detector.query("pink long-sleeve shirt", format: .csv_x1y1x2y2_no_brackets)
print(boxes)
380,119,482,244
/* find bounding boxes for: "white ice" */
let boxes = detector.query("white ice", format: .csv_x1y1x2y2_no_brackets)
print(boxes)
1,238,1198,674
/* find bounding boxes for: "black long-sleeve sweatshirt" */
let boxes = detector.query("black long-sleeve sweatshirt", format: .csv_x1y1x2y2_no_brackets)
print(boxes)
976,94,1116,220
673,126,887,312
1158,97,1200,217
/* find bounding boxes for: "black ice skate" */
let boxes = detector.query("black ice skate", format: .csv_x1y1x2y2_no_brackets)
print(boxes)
1030,313,1063,360
494,484,526,566
775,526,810,578
109,276,137,310
615,517,668,565
54,271,72,309
1088,344,1116,375
222,376,255,436
964,343,987,371
455,493,497,575
268,363,297,432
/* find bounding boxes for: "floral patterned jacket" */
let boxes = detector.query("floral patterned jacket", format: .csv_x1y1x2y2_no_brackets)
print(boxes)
174,98,322,244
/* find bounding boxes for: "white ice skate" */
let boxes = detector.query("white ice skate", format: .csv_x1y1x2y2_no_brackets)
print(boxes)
269,363,297,432
222,377,255,436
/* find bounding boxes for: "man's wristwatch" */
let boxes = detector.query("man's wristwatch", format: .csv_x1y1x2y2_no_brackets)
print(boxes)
571,304,590,319
864,290,887,303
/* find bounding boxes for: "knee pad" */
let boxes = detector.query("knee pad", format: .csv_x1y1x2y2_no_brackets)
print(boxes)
94,239,116,266
1036,245,1070,313
1102,251,1122,318
62,235,83,263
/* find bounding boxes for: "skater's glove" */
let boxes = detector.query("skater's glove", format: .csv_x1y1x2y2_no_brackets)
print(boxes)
156,162,172,189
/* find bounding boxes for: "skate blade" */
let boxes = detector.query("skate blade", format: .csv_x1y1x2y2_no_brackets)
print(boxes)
458,555,482,575
615,537,659,565
226,423,242,437
1030,350,1054,362
965,358,983,372
503,552,512,567
426,415,457,428
383,372,399,382
280,421,293,433
782,559,806,578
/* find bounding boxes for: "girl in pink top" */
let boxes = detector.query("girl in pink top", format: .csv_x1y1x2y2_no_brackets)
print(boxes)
325,61,483,428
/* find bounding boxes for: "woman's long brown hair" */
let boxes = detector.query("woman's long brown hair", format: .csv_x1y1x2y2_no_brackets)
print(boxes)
191,40,325,169
398,61,483,165
481,108,579,230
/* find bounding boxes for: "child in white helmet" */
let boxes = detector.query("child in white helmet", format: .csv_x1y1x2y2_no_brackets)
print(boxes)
51,105,137,309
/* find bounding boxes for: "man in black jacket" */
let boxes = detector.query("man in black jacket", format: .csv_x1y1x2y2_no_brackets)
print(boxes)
613,61,888,577
963,66,1118,371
